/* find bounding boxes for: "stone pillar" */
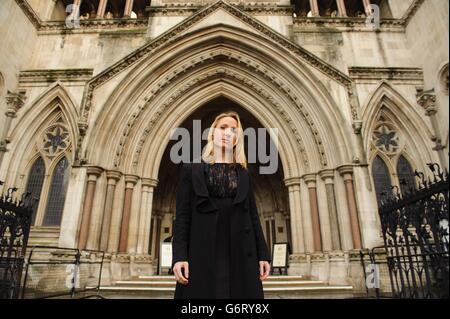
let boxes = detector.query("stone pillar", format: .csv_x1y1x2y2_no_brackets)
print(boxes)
97,0,108,18
309,0,319,16
98,170,122,252
78,166,103,250
118,174,139,253
0,91,26,167
338,165,362,250
362,0,372,16
303,174,322,252
417,89,448,169
72,0,81,13
136,178,158,254
58,166,88,248
124,0,134,17
67,0,81,21
336,0,347,17
319,169,341,251
284,177,305,254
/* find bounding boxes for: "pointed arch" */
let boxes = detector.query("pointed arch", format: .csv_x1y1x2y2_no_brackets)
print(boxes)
362,81,437,170
4,82,78,186
438,63,449,95
83,24,354,178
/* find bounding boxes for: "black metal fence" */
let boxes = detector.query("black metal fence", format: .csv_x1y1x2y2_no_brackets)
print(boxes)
361,163,449,299
0,181,36,299
1,180,105,299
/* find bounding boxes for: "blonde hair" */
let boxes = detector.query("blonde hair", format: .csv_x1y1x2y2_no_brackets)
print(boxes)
201,111,248,169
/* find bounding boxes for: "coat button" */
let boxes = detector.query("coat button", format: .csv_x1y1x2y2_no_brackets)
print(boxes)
247,252,252,257
244,227,250,234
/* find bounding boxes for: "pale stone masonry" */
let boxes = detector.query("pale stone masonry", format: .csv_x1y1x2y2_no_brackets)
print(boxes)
0,0,448,294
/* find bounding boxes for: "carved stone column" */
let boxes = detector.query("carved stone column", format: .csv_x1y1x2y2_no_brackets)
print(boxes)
97,0,108,18
336,0,347,17
78,166,103,250
319,169,342,251
284,177,305,254
417,89,448,169
303,174,322,252
0,91,26,167
338,165,362,250
362,0,372,15
136,178,158,254
309,0,319,16
124,0,134,17
118,174,139,253
98,170,122,251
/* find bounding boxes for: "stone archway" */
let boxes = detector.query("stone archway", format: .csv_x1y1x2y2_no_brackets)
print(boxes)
59,12,376,282
149,96,291,262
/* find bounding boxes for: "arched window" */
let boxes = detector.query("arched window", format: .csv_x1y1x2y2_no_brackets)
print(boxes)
397,155,416,196
43,157,70,226
25,157,45,225
372,155,392,205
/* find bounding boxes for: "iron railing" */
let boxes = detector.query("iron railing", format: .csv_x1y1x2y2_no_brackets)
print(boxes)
361,163,449,299
21,245,105,299
0,181,36,299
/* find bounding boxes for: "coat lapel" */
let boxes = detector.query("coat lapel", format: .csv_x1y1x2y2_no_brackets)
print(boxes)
191,159,249,213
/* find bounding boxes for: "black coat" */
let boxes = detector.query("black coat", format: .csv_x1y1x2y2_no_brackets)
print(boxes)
172,160,271,299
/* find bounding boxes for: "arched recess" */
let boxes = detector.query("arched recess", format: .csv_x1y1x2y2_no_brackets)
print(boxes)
362,81,437,172
3,82,78,187
438,63,449,95
84,24,354,179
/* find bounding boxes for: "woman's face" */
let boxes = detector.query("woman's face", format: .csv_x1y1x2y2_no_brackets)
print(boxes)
212,116,238,152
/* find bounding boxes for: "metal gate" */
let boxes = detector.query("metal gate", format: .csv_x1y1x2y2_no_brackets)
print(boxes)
362,163,449,298
0,181,36,299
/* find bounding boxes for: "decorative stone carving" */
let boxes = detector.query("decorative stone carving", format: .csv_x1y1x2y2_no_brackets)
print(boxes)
41,123,71,157
372,123,401,155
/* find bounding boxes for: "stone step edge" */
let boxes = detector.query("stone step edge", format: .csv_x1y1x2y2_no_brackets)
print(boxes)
94,286,354,292
114,281,326,286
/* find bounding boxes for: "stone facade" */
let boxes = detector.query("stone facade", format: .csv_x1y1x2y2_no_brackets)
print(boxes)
0,0,448,294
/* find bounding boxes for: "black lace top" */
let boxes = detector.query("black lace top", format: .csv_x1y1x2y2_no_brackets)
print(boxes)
205,163,238,198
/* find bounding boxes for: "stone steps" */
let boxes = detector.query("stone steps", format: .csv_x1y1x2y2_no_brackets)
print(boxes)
94,275,355,299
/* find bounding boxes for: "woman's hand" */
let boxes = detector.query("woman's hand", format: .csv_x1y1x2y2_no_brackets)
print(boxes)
259,261,270,281
173,261,189,285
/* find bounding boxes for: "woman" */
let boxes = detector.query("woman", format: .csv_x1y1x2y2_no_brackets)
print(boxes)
172,111,271,299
